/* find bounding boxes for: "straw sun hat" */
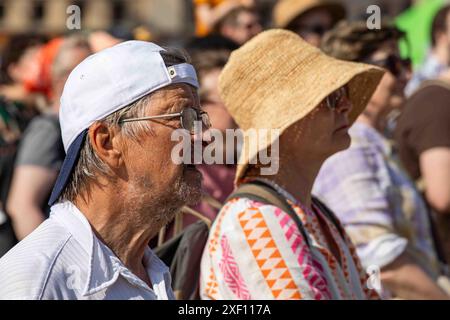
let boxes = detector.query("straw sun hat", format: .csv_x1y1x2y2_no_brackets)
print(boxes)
273,0,346,29
218,29,384,182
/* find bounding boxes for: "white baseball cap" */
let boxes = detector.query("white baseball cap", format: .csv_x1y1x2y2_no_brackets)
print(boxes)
49,40,199,205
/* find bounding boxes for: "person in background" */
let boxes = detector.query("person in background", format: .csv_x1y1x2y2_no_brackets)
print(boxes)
6,35,92,240
314,21,449,299
88,30,123,53
0,35,46,256
211,4,262,45
0,34,46,110
200,29,384,300
0,40,208,300
395,72,450,267
193,0,256,37
272,0,346,47
405,4,450,96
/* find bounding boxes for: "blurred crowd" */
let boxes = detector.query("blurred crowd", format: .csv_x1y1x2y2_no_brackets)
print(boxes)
0,0,449,300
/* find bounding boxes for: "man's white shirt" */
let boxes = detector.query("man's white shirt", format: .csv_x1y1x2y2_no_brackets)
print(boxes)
0,201,175,300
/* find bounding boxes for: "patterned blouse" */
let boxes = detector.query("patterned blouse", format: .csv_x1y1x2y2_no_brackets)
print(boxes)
200,180,379,300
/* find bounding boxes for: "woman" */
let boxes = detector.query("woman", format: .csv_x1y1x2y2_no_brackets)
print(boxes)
314,21,449,299
199,29,384,299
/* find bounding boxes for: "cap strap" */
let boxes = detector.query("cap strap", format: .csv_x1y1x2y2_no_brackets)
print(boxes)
168,63,199,89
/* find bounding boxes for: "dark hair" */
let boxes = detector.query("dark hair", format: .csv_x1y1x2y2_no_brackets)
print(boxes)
186,34,237,72
0,34,47,84
321,20,405,62
431,5,450,47
186,34,239,52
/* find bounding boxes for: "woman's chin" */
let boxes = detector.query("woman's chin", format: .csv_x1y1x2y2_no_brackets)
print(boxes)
333,132,352,153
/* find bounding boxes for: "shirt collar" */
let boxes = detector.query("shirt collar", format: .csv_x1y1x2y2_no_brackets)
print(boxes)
49,201,170,297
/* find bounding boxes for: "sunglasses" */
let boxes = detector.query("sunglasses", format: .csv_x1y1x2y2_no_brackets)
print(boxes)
323,86,349,110
365,55,411,77
120,106,211,134
295,24,330,37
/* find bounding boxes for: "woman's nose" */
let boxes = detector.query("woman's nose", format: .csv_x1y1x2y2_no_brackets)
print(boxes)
337,95,352,114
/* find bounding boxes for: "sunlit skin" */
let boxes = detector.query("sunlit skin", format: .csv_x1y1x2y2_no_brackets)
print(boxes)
74,83,205,287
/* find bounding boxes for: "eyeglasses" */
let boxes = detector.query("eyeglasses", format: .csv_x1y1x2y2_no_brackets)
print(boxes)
323,86,349,110
119,107,211,134
365,54,411,77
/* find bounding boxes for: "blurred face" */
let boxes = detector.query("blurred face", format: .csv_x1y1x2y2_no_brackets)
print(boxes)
221,10,262,45
200,68,237,133
52,46,92,103
281,85,353,160
8,44,42,84
287,8,334,47
120,84,204,220
363,40,411,124
200,68,238,161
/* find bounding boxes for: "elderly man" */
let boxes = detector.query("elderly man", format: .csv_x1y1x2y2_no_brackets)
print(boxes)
0,41,209,299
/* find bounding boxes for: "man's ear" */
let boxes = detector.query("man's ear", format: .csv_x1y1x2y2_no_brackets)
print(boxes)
88,122,123,169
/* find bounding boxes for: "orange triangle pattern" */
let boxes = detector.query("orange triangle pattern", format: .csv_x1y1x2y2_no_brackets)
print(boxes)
209,209,229,253
205,268,219,299
238,208,302,299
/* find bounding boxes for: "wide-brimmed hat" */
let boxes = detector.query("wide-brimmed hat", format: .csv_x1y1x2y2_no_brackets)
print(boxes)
219,29,384,183
273,0,346,29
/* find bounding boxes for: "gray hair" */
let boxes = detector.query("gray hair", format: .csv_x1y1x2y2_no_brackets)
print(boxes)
59,46,190,202
51,34,92,81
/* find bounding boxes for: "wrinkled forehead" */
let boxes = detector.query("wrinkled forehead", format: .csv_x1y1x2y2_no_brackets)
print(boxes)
145,83,200,113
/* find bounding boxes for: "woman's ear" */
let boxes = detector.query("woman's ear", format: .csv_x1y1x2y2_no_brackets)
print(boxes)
88,122,123,169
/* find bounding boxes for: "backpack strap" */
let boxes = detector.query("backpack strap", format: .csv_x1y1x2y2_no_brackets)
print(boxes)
312,196,346,240
227,180,312,248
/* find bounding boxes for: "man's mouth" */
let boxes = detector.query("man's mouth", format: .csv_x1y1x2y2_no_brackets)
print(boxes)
184,164,197,170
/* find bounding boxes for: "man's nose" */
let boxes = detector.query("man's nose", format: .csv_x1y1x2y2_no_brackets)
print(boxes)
192,127,212,146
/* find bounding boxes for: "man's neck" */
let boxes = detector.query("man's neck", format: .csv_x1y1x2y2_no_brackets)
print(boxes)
73,185,158,285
